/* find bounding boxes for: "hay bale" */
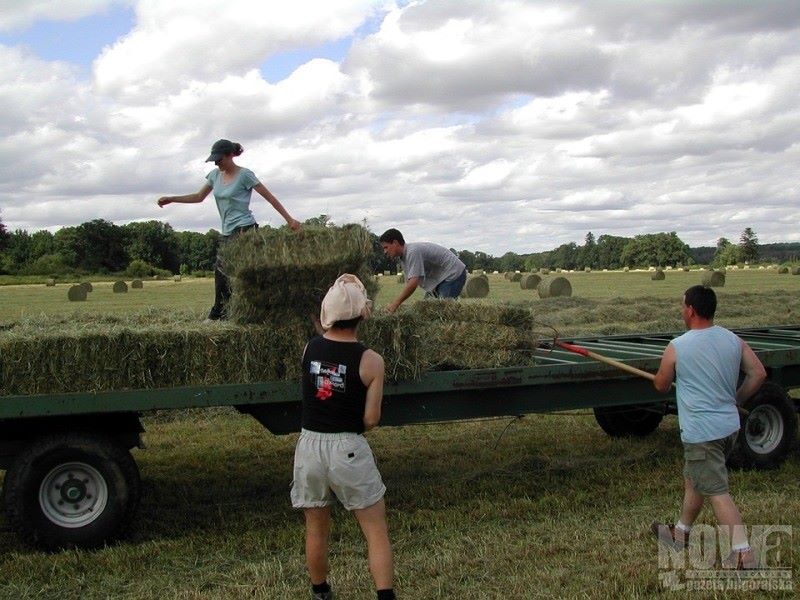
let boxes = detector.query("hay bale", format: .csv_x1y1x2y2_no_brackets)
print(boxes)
538,277,572,298
701,271,725,287
412,300,534,328
509,272,523,282
80,282,93,293
777,266,789,274
113,280,129,293
520,274,541,290
67,285,87,302
462,275,489,298
503,271,514,280
651,269,665,281
623,267,629,272
584,267,591,273
131,279,144,289
174,275,181,282
220,224,374,324
791,267,800,275
540,268,550,275
396,274,405,284
45,278,56,287
682,266,690,272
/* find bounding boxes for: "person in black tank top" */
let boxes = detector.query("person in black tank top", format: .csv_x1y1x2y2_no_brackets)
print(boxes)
291,275,396,600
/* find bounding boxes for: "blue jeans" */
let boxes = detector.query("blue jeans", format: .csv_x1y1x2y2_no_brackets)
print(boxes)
432,268,467,299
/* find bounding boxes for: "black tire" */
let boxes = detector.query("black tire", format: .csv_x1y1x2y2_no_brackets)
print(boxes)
2,433,140,551
594,403,665,437
728,383,797,470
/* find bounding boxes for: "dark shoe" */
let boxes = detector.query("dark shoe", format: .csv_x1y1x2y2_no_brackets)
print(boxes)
312,591,334,600
651,521,689,550
721,548,758,570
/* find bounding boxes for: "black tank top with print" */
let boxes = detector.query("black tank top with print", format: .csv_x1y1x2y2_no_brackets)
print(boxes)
301,336,368,433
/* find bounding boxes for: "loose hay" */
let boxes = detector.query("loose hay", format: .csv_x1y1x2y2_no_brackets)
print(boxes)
462,275,490,298
538,277,572,298
702,271,725,287
651,269,665,281
520,274,541,290
113,281,129,293
220,224,375,324
67,285,87,302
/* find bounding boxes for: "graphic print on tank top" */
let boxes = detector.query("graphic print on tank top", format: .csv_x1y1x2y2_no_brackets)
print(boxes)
310,360,347,400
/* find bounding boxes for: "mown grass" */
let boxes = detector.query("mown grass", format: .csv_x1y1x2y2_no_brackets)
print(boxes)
0,270,799,598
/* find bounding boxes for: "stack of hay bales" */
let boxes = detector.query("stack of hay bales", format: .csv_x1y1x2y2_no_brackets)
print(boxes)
520,274,541,290
702,271,726,287
220,224,376,324
651,268,665,281
411,300,537,370
462,274,489,298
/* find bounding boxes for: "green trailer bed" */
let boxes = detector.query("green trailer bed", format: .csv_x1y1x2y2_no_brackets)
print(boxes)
1,325,799,550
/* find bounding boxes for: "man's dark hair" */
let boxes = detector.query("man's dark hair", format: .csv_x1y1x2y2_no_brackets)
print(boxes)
330,316,363,330
379,228,404,245
684,285,717,320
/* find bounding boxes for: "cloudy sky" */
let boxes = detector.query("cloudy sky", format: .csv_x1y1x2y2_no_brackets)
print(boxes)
1,0,798,254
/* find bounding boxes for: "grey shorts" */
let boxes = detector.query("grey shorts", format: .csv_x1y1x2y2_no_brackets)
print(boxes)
291,429,386,511
683,431,739,496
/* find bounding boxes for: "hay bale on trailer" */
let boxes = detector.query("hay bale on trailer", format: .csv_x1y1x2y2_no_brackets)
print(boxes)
702,271,725,287
67,285,87,302
113,281,129,293
462,275,489,298
520,274,541,290
220,224,375,324
651,269,665,281
538,277,572,298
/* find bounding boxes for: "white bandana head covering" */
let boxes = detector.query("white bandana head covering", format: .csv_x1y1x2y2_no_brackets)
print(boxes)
320,274,372,329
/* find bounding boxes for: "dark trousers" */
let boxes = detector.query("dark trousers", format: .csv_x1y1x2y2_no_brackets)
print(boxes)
208,223,257,320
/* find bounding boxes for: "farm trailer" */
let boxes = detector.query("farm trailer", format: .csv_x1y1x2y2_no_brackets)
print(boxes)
1,325,799,550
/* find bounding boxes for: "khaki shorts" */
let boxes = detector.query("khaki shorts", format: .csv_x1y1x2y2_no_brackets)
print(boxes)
291,429,386,511
683,432,739,496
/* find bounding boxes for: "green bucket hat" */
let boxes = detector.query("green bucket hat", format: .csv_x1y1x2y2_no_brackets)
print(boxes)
205,139,236,162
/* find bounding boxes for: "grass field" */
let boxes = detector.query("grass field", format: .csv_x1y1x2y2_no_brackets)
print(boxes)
1,270,799,599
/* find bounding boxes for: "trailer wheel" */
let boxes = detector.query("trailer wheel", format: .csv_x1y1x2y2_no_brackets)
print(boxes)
728,383,797,470
594,403,665,437
2,433,140,550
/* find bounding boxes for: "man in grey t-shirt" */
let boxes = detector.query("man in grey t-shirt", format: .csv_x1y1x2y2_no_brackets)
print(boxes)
379,228,467,313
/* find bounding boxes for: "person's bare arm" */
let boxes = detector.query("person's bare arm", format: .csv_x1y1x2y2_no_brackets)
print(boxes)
157,184,212,207
359,349,385,430
736,340,767,405
253,183,300,230
385,277,420,314
653,343,676,393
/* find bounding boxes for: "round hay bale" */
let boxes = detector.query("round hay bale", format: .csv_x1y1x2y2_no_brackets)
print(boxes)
80,281,93,293
503,271,513,280
791,267,800,275
520,273,542,290
651,269,665,281
130,279,143,289
383,270,390,276
701,271,725,287
510,272,522,282
173,275,181,282
584,267,591,273
537,277,572,298
540,268,550,275
463,275,489,298
777,266,789,274
623,266,629,272
682,266,690,272
113,280,129,293
67,284,87,302
45,278,56,287
396,274,405,283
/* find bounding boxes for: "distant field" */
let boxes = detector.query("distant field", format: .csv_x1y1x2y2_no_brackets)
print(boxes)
1,270,799,599
1,268,799,323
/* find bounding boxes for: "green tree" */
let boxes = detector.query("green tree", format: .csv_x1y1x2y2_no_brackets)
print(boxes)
620,232,690,267
739,227,759,263
29,230,56,261
175,230,220,272
4,229,33,271
74,219,128,272
123,221,180,272
578,231,597,269
595,234,629,269
0,212,9,252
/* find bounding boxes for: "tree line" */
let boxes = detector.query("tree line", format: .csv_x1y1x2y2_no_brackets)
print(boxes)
0,211,793,277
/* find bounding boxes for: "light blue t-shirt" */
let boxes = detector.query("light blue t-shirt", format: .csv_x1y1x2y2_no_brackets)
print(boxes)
671,326,742,443
205,167,260,235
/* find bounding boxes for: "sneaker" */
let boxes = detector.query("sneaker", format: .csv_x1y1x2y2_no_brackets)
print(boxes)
721,548,758,570
312,591,334,600
651,521,689,550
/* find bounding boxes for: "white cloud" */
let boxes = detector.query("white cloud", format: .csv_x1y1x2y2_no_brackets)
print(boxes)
0,0,119,31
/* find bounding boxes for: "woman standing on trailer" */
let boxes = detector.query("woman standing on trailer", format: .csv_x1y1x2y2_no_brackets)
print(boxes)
157,139,301,320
